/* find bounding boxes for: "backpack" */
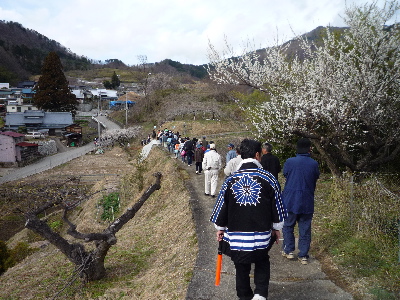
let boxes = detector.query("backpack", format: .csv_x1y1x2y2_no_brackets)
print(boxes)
184,140,193,151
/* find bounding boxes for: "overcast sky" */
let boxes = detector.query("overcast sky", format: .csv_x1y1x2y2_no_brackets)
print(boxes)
0,0,397,66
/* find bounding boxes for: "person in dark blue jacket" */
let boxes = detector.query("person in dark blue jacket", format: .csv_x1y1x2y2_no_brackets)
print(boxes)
281,138,320,265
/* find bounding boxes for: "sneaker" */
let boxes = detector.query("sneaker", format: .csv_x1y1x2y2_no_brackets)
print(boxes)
196,171,198,174
211,195,216,198
298,257,308,265
282,251,294,259
252,294,267,300
204,193,210,196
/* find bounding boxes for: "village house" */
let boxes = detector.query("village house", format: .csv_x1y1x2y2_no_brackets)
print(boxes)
0,84,37,113
5,110,73,135
0,131,39,167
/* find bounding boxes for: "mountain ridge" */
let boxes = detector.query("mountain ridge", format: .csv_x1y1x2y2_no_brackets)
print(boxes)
0,20,350,85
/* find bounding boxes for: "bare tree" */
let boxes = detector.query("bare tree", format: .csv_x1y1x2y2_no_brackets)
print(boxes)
137,55,148,73
22,173,162,282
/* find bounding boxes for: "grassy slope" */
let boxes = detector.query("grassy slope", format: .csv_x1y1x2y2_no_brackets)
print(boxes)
1,147,196,299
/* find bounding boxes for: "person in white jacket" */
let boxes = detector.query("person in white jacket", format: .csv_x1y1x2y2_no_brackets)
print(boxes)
202,143,222,197
224,148,242,177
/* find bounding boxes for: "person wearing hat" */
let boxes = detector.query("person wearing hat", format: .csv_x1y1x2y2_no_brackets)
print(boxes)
194,143,205,174
226,143,237,164
281,138,320,265
202,143,222,197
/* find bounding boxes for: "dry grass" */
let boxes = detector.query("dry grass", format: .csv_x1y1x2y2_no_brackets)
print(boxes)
1,146,197,299
161,120,247,137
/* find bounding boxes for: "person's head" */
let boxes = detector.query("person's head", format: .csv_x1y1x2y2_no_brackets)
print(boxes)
227,143,234,150
262,142,273,154
209,143,216,150
296,138,312,154
239,139,262,160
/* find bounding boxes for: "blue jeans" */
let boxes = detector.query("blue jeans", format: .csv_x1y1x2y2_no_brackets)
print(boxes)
282,212,313,258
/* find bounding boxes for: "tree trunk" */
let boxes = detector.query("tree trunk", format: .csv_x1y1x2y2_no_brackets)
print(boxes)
23,172,162,282
312,141,342,178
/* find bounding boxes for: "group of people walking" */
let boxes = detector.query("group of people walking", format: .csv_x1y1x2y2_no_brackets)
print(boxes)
153,128,320,300
209,138,319,300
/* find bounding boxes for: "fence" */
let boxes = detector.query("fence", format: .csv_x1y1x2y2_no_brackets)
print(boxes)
344,172,400,262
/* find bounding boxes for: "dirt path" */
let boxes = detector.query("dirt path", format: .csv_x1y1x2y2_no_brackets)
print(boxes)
178,151,354,300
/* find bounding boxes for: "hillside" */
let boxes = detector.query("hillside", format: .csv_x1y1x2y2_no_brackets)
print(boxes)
0,145,197,299
0,19,353,86
0,21,208,85
0,21,92,84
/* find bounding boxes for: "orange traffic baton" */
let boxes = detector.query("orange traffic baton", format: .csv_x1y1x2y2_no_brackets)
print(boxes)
215,249,223,286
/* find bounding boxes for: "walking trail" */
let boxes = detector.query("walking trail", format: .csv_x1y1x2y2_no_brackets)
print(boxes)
174,149,354,300
1,126,355,299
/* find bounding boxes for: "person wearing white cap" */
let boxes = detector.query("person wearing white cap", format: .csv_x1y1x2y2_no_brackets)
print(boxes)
202,143,222,197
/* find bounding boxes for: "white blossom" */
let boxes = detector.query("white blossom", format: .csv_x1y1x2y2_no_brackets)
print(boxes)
207,1,400,176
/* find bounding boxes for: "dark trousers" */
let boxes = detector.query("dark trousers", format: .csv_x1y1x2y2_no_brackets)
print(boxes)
195,162,202,173
282,212,313,258
187,154,193,165
234,256,270,300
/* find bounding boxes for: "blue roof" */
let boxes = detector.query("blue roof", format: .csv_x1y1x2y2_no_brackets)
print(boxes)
5,111,73,129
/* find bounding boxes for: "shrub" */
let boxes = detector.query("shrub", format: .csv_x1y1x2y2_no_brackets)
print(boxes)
100,192,120,221
0,241,37,274
0,240,10,274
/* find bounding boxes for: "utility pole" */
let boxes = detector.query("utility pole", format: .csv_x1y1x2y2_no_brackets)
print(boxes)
97,93,101,142
125,90,128,128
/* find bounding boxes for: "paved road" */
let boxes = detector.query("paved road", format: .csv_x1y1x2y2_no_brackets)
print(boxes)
179,152,354,300
0,115,120,185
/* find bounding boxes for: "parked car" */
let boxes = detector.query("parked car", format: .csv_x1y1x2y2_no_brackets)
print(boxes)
26,132,44,139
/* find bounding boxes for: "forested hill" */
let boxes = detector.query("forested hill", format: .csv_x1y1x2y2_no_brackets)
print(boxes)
0,20,92,85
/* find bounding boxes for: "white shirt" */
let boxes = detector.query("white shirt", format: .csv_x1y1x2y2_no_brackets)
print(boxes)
202,150,222,170
224,155,242,176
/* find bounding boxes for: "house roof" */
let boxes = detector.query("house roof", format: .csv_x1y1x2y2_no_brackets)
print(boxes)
0,131,25,138
16,142,38,147
5,111,73,129
0,91,13,95
22,88,35,94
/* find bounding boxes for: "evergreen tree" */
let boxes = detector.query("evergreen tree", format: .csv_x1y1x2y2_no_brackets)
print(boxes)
111,71,120,89
33,51,78,113
103,80,112,89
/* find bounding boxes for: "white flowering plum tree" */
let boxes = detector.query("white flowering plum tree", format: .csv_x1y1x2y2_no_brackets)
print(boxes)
98,127,142,148
207,1,400,177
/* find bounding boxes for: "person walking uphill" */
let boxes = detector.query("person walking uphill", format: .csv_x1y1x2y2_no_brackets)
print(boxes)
261,142,281,180
226,143,237,164
194,144,204,174
202,143,222,197
281,138,320,265
210,139,287,300
184,137,195,166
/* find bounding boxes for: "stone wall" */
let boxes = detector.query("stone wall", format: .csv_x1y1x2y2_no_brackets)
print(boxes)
37,140,58,156
78,103,93,112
